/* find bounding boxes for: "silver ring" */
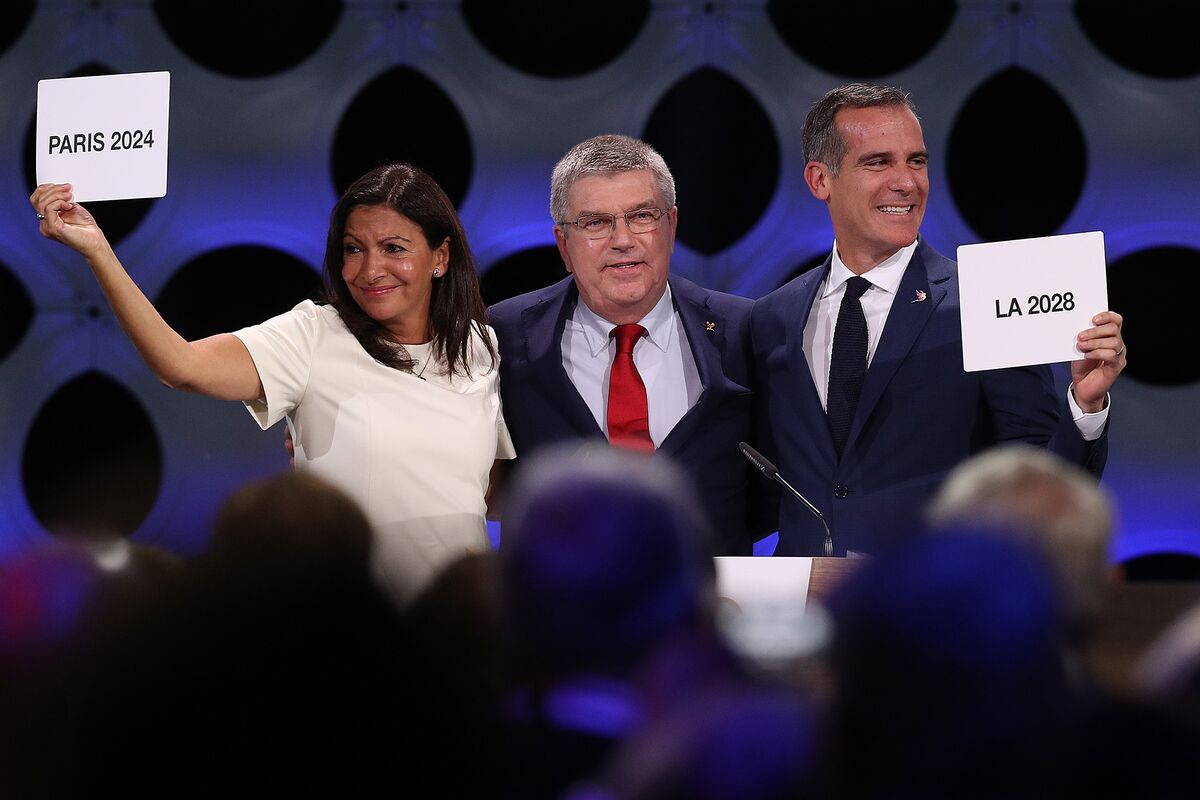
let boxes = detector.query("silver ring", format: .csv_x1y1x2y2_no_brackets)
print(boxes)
35,213,45,220
1116,345,1125,358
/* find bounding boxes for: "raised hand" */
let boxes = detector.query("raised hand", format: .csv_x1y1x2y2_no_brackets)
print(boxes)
30,182,110,258
1072,310,1126,413
28,181,263,402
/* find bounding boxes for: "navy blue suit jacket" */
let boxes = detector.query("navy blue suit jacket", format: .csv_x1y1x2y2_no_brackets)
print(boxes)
752,240,1107,556
489,275,764,555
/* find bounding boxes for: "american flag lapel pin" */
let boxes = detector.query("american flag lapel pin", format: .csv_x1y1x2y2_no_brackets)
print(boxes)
911,289,927,303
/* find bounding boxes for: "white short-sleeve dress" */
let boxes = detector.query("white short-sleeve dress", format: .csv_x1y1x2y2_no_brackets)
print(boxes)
233,300,514,598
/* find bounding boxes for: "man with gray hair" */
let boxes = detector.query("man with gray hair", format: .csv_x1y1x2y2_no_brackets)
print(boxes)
490,134,767,554
752,83,1125,557
927,444,1116,641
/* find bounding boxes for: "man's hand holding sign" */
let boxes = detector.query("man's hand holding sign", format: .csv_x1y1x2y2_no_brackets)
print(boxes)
958,230,1126,414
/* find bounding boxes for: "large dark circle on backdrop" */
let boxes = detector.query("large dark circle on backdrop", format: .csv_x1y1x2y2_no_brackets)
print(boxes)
153,1,343,78
1106,246,1199,386
0,260,35,364
331,66,473,205
481,245,565,306
462,0,650,78
22,63,157,245
23,372,163,538
0,1,36,57
768,0,955,77
644,68,780,255
156,246,321,341
947,68,1086,243
1074,2,1200,79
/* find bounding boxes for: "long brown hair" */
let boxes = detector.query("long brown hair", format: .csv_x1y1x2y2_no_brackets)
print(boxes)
322,164,494,377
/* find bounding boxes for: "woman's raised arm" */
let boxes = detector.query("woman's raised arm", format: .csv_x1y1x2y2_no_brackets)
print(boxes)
31,183,264,402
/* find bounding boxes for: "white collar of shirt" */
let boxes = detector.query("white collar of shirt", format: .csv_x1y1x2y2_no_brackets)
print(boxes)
562,281,701,446
570,282,676,354
804,239,918,410
825,238,918,298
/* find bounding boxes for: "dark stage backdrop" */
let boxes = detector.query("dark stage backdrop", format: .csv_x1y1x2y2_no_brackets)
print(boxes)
1,1,1196,562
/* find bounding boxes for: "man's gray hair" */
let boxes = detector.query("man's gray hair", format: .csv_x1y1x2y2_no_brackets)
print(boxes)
927,445,1114,636
550,134,676,223
803,83,919,175
1138,601,1200,714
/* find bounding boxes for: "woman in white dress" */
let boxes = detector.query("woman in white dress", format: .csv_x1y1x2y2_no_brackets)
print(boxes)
31,164,514,599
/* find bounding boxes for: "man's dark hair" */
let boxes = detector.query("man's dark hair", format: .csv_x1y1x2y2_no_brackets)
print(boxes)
802,83,919,175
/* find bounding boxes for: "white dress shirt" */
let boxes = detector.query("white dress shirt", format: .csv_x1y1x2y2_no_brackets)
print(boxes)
805,240,1108,440
561,284,702,446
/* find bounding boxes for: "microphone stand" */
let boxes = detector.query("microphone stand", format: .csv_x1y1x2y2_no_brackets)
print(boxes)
739,441,834,557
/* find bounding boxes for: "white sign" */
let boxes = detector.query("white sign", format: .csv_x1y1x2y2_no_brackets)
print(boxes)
714,556,821,662
714,556,811,612
957,231,1108,372
36,71,170,202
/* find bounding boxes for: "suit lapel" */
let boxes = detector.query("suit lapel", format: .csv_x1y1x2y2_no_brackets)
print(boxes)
521,278,605,438
658,277,719,457
846,242,951,450
787,260,837,446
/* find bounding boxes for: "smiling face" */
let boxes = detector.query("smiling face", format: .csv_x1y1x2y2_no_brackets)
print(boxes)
341,204,448,343
805,104,929,272
554,169,677,325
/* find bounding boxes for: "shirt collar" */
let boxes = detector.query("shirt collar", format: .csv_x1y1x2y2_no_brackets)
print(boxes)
571,283,676,357
824,239,919,298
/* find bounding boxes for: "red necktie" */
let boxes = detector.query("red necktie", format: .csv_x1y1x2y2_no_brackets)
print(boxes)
607,323,654,453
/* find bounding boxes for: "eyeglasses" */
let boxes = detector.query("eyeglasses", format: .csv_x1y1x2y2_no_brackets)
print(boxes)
560,208,667,240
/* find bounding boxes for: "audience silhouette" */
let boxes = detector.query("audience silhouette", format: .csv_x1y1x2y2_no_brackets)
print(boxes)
2,450,1199,799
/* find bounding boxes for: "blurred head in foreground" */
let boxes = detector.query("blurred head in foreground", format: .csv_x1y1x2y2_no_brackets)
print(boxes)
70,471,408,795
500,443,715,682
928,444,1114,641
826,531,1077,799
1139,601,1200,725
210,469,375,580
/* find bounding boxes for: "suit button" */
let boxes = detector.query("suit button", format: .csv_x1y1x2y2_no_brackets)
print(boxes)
833,485,850,499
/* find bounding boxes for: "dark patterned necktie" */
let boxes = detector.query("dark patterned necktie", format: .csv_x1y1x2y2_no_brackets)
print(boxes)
827,276,871,457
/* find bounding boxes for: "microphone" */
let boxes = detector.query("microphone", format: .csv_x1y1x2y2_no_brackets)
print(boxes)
739,441,834,557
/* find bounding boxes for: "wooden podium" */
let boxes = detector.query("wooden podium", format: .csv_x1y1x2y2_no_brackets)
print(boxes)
806,556,861,602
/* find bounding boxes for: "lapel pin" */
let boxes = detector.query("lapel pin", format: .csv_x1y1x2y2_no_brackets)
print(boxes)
705,320,716,332
911,289,927,303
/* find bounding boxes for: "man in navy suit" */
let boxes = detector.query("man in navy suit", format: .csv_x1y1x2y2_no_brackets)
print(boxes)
753,84,1126,556
490,135,764,555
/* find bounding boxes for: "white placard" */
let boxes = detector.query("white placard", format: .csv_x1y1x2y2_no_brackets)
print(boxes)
957,231,1108,372
714,556,811,612
36,71,170,202
714,557,821,662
